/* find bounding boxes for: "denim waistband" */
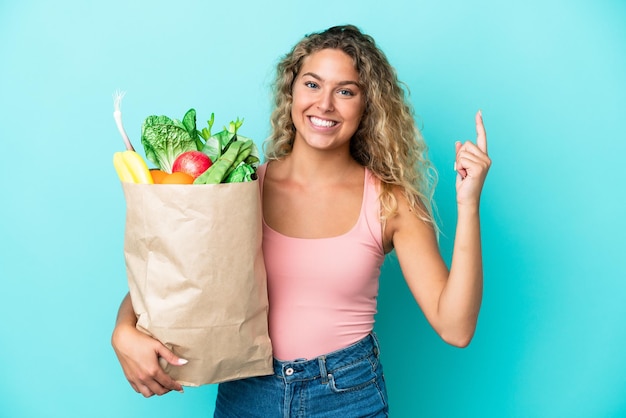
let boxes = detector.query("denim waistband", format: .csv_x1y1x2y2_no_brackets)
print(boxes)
273,333,381,383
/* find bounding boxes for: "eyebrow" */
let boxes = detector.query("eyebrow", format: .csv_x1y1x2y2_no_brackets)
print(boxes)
301,72,361,88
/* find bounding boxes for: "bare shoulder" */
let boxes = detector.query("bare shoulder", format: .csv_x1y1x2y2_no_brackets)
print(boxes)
383,185,438,253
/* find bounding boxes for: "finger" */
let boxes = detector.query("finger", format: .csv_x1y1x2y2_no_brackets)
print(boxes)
158,345,188,368
475,110,488,154
136,367,177,396
456,152,491,182
137,384,155,398
457,146,491,166
153,368,184,393
457,155,485,175
129,382,141,394
459,140,490,161
457,153,480,168
148,379,173,396
155,346,186,392
454,141,462,172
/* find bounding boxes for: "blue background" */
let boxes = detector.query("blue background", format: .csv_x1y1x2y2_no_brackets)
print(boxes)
1,0,625,417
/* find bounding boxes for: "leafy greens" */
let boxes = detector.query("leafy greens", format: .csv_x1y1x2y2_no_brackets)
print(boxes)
141,109,199,173
140,108,260,180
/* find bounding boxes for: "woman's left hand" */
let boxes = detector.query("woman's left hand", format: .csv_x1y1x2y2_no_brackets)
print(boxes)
454,110,491,207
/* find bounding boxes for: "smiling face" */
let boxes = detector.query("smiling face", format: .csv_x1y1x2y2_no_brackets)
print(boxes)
290,48,365,155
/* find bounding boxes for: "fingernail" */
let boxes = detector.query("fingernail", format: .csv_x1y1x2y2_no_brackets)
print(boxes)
453,161,457,171
479,109,483,118
178,358,188,365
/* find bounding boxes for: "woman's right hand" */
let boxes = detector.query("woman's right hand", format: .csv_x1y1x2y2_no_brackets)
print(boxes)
111,323,187,397
111,294,187,397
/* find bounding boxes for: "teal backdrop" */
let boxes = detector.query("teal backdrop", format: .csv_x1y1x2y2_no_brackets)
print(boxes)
1,0,625,417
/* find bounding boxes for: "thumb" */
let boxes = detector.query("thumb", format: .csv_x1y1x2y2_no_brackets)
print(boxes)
454,141,467,179
156,345,188,366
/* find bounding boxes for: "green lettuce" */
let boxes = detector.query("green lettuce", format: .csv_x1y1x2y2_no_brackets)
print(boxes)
141,109,199,173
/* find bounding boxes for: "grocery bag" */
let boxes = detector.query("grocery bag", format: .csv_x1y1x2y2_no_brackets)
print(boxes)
121,180,273,386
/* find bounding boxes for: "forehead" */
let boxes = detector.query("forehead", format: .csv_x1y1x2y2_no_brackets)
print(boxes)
299,49,359,80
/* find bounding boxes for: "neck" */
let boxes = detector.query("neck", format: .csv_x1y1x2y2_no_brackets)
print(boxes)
274,142,361,185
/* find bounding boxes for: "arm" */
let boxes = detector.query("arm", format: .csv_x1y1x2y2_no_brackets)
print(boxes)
388,111,491,347
111,293,187,396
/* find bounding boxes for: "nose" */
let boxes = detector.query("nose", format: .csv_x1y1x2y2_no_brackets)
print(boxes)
317,91,334,113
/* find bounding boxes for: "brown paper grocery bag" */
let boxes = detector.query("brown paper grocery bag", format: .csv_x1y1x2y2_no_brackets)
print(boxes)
121,180,273,386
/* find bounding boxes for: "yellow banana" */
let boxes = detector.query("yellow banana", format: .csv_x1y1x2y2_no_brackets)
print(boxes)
113,151,154,184
113,152,134,183
121,151,154,184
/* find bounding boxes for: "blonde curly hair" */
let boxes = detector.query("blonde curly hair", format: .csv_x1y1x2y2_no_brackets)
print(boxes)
264,24,438,229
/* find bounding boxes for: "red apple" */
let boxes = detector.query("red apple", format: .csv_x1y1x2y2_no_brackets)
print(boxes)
172,151,212,179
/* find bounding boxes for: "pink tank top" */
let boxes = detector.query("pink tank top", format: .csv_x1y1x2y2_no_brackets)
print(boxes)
258,163,385,360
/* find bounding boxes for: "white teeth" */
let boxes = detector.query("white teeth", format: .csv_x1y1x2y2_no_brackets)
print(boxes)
310,116,337,128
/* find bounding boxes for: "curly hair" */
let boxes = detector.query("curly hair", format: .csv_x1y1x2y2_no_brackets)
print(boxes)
264,24,438,229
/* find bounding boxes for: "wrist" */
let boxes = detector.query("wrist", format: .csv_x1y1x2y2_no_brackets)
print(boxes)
112,321,137,344
457,201,480,217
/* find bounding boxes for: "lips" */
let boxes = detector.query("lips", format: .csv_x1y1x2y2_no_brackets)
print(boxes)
309,116,338,128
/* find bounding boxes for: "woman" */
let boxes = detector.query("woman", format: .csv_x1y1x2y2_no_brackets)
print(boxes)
112,25,491,416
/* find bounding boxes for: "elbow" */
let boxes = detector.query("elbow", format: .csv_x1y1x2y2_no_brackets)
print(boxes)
440,327,476,348
433,309,481,348
443,334,473,348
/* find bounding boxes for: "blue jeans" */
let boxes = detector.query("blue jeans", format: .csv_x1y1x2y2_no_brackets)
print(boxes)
214,333,388,417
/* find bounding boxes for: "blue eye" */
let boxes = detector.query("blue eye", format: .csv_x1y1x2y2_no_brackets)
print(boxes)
305,81,319,89
338,89,354,96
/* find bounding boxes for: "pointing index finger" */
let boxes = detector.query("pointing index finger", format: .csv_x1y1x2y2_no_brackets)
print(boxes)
475,110,488,154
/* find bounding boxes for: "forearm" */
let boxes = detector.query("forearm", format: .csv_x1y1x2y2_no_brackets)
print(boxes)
437,205,484,346
110,292,184,396
112,292,139,352
115,292,138,329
